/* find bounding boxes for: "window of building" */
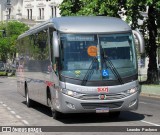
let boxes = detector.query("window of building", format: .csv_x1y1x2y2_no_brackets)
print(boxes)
8,8,11,19
27,9,33,20
51,6,57,18
30,9,32,20
38,8,44,20
27,9,29,19
7,0,11,4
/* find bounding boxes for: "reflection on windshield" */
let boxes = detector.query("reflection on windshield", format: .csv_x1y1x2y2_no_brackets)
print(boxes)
100,34,133,61
99,34,137,78
61,34,98,70
60,33,137,81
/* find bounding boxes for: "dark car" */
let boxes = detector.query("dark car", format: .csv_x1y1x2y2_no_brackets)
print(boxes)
0,61,7,76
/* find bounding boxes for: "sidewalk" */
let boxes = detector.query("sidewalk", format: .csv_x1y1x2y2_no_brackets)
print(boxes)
140,85,160,98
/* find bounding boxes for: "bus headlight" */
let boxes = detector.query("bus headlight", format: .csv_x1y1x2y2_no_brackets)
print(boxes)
125,87,138,94
62,89,82,97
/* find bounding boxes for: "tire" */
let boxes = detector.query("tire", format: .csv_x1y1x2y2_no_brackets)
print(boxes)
52,110,62,120
26,86,33,107
47,97,62,120
109,111,120,118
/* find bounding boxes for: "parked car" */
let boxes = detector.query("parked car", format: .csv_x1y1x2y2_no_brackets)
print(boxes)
0,61,7,76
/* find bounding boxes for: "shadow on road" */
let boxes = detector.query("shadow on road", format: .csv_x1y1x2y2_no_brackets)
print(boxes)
22,101,146,124
58,111,145,124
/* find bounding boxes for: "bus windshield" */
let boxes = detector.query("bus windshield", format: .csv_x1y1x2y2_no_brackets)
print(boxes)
60,33,137,81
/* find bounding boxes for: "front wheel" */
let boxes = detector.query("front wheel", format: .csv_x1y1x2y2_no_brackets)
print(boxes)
47,98,62,120
52,110,62,120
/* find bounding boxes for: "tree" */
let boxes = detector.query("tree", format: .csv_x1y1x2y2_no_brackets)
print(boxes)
146,3,159,83
123,0,160,83
59,0,83,16
139,1,160,83
60,0,121,17
0,21,29,62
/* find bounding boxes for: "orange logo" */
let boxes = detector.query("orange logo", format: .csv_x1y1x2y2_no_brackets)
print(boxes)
87,46,97,57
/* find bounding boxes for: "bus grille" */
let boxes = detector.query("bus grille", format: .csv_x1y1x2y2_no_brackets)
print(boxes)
81,102,123,109
78,93,126,100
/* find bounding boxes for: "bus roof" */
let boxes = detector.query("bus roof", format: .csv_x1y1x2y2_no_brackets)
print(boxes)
18,16,131,39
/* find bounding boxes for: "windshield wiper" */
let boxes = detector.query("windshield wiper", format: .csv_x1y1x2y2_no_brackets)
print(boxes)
101,51,124,85
81,57,98,86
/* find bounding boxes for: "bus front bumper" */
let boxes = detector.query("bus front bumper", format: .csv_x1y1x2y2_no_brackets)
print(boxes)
55,92,139,113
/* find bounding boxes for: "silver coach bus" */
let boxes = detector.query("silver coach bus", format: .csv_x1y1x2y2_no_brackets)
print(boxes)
16,16,144,119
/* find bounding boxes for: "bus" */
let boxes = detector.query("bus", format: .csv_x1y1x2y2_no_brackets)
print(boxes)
16,16,145,119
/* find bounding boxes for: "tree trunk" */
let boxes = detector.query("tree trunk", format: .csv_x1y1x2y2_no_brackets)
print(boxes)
147,5,158,84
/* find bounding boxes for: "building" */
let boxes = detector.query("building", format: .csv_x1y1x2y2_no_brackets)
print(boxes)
0,0,63,26
0,0,21,21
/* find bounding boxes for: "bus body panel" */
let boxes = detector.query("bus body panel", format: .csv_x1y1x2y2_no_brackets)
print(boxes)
18,17,131,40
17,69,60,107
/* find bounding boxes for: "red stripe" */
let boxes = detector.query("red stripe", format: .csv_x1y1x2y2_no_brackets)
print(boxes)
45,81,54,87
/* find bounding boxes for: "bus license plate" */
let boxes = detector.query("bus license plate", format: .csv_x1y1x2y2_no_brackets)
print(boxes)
96,108,109,113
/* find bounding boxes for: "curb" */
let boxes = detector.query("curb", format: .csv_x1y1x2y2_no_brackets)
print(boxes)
140,92,160,99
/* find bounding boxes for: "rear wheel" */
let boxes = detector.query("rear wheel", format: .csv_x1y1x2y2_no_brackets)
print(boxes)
26,86,33,107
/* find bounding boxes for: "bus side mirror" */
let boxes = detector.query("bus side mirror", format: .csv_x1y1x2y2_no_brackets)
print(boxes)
132,30,145,54
53,31,59,57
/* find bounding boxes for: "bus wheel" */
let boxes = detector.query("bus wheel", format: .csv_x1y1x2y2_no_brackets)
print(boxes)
26,86,33,107
47,98,62,120
52,110,62,120
109,111,120,118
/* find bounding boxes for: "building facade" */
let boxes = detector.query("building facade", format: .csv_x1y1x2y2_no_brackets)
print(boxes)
0,0,22,21
0,0,62,26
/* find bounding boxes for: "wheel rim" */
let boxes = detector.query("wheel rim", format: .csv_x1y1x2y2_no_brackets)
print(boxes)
48,98,51,107
48,98,53,111
26,92,29,104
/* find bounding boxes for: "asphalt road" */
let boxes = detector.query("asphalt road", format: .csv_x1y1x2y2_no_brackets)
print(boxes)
0,77,160,135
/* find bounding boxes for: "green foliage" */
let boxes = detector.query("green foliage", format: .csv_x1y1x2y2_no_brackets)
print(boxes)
60,0,120,17
0,71,7,76
0,21,29,62
59,0,83,16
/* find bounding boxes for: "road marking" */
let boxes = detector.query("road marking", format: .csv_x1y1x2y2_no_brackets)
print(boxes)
0,101,29,126
140,101,160,107
22,120,29,125
10,111,16,114
2,104,7,107
141,120,160,126
16,115,21,119
139,102,147,104
7,107,11,110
